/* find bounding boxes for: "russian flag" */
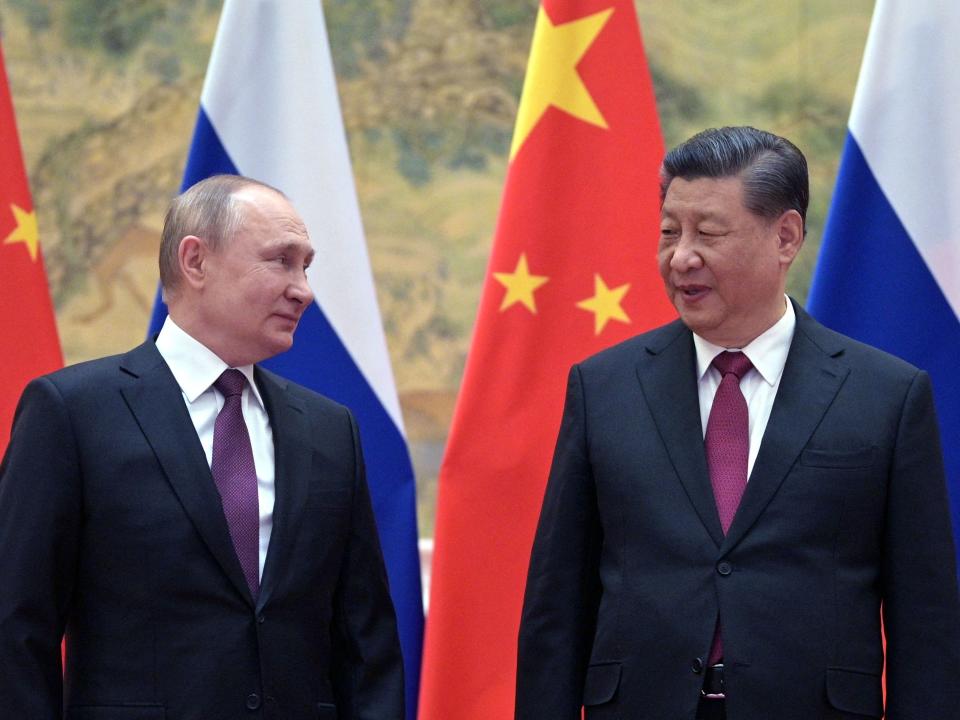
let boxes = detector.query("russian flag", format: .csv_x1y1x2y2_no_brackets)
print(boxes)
808,0,960,570
146,1,423,714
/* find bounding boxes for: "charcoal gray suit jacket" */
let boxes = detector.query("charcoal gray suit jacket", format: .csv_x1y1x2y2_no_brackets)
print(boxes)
516,300,960,720
0,340,404,720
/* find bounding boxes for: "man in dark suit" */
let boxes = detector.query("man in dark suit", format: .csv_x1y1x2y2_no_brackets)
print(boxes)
516,127,960,719
0,175,404,719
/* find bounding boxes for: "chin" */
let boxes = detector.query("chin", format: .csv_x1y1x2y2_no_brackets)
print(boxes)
251,335,293,363
677,310,717,338
271,334,296,354
674,302,702,323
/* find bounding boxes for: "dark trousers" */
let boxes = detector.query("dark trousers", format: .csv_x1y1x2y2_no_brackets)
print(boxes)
696,698,725,720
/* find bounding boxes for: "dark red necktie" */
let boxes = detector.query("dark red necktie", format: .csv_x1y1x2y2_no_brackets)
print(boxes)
705,350,753,663
211,369,260,597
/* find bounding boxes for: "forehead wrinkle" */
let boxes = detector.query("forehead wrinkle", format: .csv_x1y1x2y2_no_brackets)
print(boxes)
235,198,310,245
275,216,309,238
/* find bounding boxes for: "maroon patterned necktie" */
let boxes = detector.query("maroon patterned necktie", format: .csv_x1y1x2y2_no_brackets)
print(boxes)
212,369,260,597
705,350,753,664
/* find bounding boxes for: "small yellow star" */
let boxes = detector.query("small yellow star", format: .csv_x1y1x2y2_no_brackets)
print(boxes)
4,204,39,262
493,253,550,313
509,5,614,159
576,274,630,334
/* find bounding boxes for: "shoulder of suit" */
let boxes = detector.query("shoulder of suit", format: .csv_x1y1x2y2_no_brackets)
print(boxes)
577,317,689,372
254,366,353,417
793,302,922,381
38,346,141,389
23,341,168,408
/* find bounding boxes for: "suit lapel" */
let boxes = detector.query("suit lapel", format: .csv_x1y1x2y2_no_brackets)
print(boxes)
637,322,725,548
255,368,311,611
119,341,255,606
722,304,850,552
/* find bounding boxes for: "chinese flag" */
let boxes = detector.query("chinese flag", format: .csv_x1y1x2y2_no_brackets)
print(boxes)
0,42,62,455
419,1,675,718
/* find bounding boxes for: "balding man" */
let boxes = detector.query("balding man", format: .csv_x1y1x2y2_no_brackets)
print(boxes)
0,175,404,720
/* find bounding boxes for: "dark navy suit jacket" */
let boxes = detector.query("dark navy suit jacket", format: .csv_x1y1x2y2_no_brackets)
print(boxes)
516,301,960,720
0,340,404,720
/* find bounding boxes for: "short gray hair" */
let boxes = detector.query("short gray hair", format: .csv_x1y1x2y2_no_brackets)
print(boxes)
159,174,286,293
659,126,809,230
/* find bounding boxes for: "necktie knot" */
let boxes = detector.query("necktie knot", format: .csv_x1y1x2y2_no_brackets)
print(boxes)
215,368,247,398
712,351,753,381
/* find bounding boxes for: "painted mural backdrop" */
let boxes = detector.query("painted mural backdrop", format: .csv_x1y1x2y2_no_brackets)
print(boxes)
0,0,873,533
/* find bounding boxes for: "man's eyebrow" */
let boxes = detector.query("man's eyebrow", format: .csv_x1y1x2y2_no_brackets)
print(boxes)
265,240,312,253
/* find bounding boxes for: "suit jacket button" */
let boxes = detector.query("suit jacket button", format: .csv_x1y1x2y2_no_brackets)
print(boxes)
257,614,266,624
717,561,733,576
692,657,704,674
246,693,262,710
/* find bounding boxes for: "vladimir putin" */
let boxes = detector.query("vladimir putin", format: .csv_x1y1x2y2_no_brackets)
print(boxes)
0,175,405,719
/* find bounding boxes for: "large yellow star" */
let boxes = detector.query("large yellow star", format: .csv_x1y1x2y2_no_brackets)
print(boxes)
493,253,549,313
509,5,614,159
577,274,630,334
4,204,39,262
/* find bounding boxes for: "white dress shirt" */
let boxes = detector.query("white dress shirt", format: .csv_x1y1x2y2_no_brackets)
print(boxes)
155,317,275,579
693,298,796,479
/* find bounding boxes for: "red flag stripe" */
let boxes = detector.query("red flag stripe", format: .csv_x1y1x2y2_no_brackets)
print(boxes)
419,2,674,717
0,41,63,455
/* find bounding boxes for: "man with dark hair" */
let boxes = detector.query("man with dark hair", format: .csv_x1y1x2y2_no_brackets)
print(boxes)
0,174,405,719
516,127,960,719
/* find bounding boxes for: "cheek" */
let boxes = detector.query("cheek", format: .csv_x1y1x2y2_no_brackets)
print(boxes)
656,251,673,279
242,276,279,302
723,262,774,304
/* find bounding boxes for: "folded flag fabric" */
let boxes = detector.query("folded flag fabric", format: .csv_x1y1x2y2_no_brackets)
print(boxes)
0,40,62,456
808,0,960,570
146,3,423,715
419,1,674,717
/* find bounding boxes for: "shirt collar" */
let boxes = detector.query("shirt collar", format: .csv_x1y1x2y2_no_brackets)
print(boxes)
155,316,265,408
692,296,796,386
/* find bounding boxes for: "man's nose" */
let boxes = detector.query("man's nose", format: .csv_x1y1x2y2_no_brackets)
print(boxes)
288,274,315,307
670,234,702,271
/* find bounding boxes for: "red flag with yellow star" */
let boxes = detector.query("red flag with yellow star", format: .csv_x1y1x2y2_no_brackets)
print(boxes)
0,41,62,455
419,1,674,717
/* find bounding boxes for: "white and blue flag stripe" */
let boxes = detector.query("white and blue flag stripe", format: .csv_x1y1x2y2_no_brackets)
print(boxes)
147,2,423,714
809,0,960,570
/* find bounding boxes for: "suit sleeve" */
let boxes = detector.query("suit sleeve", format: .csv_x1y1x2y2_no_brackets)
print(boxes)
0,377,82,719
881,370,960,719
516,365,603,720
329,410,405,720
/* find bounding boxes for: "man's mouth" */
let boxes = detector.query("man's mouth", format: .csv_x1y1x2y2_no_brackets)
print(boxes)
677,284,710,299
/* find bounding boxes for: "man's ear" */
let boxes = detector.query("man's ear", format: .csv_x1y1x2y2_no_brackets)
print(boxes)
776,209,805,266
178,235,207,290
